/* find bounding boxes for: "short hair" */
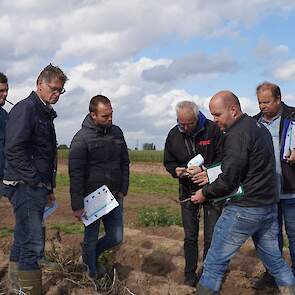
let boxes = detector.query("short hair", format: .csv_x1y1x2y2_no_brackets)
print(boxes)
0,72,8,84
256,82,281,99
37,63,68,85
176,101,199,117
89,95,111,113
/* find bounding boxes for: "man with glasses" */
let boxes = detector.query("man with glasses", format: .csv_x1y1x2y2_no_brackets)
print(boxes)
0,72,9,198
163,100,223,287
3,64,68,294
252,82,295,290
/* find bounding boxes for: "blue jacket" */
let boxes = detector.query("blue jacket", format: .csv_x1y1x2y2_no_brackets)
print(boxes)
0,107,8,179
4,91,57,189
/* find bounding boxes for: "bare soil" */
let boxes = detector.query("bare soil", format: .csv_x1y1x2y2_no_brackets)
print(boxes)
0,162,288,294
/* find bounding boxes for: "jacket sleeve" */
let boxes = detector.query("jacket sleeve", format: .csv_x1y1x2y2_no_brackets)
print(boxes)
68,132,88,211
163,133,180,178
203,131,248,199
213,124,224,163
119,132,130,196
5,103,41,186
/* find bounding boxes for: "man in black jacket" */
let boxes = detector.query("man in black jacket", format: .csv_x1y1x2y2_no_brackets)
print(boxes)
164,100,223,286
3,64,68,294
69,95,129,279
252,82,295,290
192,91,295,295
0,72,9,198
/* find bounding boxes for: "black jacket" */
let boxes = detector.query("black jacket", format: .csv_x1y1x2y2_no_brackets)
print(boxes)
4,91,57,189
0,107,8,180
203,114,279,206
164,112,223,199
253,102,295,194
69,115,130,211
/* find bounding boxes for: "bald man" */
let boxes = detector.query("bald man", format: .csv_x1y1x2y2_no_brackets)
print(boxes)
191,91,295,294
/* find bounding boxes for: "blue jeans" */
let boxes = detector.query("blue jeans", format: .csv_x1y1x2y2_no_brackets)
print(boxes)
199,204,295,292
82,197,124,278
278,198,295,274
7,183,48,271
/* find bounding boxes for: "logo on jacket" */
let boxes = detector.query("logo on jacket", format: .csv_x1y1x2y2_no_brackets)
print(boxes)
198,140,211,146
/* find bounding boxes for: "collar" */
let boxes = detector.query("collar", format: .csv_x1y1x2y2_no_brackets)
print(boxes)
259,108,282,125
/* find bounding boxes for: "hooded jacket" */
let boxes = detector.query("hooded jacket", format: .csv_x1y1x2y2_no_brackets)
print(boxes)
69,114,130,211
163,112,223,200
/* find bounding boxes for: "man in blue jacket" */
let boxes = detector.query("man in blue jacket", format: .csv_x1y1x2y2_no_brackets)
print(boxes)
4,64,68,295
69,95,129,279
252,82,295,290
0,72,9,197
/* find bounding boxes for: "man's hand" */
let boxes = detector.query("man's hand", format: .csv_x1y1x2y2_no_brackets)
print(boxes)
191,189,207,204
186,166,202,177
175,167,189,178
118,192,125,198
47,193,56,207
73,209,85,221
286,149,295,165
191,166,209,186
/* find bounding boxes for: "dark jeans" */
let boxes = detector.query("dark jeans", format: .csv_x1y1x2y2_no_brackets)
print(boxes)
278,198,295,274
82,197,124,278
181,200,222,278
7,183,48,271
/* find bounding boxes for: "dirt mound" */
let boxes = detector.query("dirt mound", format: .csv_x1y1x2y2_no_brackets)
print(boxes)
0,226,285,294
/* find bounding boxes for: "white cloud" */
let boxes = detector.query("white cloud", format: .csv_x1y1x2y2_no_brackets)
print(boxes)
274,60,295,81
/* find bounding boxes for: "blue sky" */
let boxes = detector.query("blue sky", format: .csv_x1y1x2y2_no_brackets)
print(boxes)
1,0,295,149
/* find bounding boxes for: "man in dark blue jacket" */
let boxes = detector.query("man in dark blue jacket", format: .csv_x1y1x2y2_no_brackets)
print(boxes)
69,95,129,279
0,72,9,197
4,64,68,295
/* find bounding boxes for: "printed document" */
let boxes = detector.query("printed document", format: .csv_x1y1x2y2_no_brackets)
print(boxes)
82,185,119,227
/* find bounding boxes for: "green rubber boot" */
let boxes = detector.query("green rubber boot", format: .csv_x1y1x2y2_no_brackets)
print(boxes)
8,261,19,291
18,269,42,295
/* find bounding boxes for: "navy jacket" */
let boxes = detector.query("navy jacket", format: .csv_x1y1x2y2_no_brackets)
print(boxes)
0,107,8,179
4,91,57,189
69,115,130,211
253,103,295,194
164,112,223,199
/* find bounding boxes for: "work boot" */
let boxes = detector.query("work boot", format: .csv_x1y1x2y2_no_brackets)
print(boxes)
8,261,19,291
196,283,218,294
252,271,276,290
278,285,295,295
184,271,197,287
18,269,42,295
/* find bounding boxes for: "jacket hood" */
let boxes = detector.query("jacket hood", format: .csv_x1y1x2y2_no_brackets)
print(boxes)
82,114,112,134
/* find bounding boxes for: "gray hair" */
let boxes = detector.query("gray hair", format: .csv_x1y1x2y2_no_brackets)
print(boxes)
175,101,199,117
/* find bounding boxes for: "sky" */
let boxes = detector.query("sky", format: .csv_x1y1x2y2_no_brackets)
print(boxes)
1,0,295,150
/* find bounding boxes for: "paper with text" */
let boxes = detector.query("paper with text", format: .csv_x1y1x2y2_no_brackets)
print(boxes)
82,185,119,227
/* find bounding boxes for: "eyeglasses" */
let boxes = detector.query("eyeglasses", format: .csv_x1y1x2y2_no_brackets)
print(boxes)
177,120,196,129
47,84,66,94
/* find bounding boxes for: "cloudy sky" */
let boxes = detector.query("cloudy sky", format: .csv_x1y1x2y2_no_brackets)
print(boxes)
1,0,295,149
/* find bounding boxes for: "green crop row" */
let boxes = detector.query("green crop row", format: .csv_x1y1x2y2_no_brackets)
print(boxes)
57,149,164,163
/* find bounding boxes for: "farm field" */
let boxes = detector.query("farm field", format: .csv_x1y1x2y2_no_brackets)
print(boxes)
0,154,288,294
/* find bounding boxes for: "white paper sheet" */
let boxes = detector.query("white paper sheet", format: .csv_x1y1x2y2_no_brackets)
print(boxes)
82,185,119,227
